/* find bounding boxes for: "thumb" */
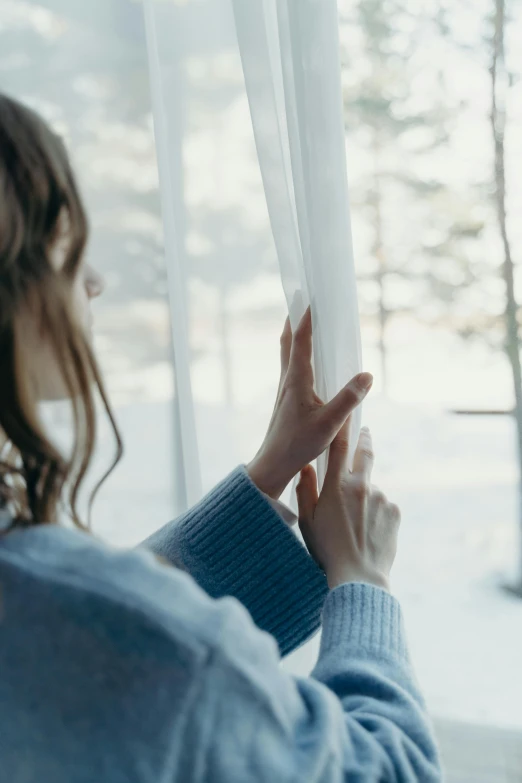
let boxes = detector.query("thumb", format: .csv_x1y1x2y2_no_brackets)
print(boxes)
320,372,373,436
296,465,318,539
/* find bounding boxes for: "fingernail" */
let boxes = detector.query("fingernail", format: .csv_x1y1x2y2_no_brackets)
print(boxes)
356,372,373,391
361,425,370,433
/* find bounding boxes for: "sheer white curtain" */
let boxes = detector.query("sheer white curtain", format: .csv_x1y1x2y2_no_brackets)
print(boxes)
144,0,202,511
144,0,362,507
232,0,362,488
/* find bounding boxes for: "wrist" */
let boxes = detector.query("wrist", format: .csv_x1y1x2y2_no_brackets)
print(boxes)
246,457,288,501
327,568,390,592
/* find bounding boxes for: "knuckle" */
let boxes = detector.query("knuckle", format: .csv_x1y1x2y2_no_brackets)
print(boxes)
352,479,370,501
332,435,350,455
360,446,375,462
338,475,351,492
373,489,387,506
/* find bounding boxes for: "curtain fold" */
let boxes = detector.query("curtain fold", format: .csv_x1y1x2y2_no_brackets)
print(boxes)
233,0,362,480
144,0,362,505
144,0,202,510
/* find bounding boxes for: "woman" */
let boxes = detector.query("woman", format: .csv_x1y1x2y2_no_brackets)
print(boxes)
0,94,441,782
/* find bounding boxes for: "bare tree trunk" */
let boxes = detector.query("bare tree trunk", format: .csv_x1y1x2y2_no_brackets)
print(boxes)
490,0,522,594
372,132,389,394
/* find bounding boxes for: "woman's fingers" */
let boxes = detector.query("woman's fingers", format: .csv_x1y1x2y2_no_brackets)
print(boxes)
352,427,375,483
287,307,314,385
326,422,375,485
297,465,318,544
320,372,373,434
324,417,352,484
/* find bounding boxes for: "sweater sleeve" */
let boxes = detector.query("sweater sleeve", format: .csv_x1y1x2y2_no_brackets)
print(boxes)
194,582,442,783
141,465,328,656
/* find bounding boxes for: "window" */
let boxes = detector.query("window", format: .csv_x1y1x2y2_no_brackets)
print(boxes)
2,0,521,776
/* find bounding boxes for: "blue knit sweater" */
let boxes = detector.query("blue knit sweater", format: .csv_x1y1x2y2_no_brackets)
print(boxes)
0,466,441,782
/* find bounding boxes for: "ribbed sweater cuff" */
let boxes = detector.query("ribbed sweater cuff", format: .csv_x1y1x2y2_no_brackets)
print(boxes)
319,582,409,665
148,466,328,657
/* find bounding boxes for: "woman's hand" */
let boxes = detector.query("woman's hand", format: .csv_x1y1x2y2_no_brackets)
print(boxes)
246,309,373,500
296,425,400,591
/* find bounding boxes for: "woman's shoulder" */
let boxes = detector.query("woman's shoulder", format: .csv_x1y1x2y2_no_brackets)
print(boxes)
0,523,246,659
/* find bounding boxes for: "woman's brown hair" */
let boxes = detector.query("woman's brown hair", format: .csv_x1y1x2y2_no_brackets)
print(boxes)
0,94,122,529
